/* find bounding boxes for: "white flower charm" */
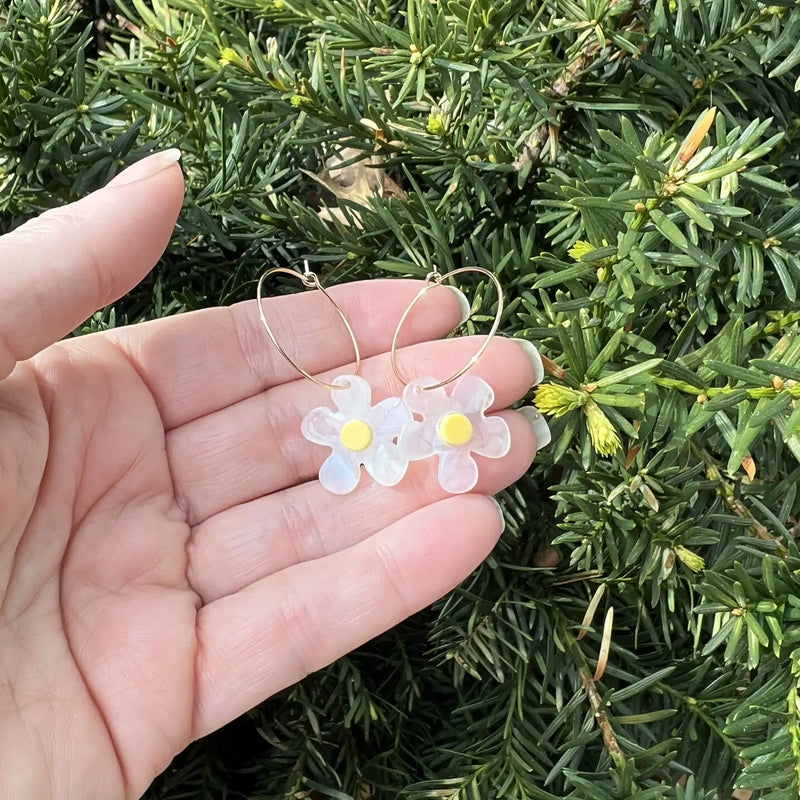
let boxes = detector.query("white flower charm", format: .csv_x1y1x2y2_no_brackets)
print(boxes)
302,374,412,494
398,375,510,494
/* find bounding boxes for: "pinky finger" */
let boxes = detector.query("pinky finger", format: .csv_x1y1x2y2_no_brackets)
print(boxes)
191,493,504,738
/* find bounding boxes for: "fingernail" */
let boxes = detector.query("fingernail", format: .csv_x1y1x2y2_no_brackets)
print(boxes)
447,286,472,325
519,405,551,449
107,149,182,188
487,496,506,534
512,339,544,386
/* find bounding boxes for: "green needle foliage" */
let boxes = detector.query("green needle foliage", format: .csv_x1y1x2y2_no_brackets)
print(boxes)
3,0,800,796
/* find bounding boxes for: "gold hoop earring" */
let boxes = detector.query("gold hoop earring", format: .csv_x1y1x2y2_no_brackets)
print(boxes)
256,262,411,495
256,261,361,391
391,267,510,494
390,267,503,391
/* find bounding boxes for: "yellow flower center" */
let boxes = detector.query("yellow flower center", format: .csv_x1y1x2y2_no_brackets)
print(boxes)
339,418,373,452
438,413,473,446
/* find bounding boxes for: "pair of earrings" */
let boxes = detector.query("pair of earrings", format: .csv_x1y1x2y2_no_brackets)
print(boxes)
257,263,511,495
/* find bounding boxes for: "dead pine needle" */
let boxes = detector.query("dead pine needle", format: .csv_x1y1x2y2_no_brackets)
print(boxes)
594,606,614,681
578,583,606,640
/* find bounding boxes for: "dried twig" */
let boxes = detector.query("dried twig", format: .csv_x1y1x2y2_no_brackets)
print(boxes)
514,1,641,171
580,666,627,769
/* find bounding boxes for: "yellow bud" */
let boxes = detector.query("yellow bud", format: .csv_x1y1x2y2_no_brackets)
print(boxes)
584,399,621,456
534,383,586,418
218,47,251,71
219,47,238,66
568,240,596,261
427,112,445,135
674,544,705,572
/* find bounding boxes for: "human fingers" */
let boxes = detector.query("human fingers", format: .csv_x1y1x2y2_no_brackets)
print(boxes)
108,279,470,430
0,150,184,380
188,409,547,603
169,335,544,524
191,493,504,737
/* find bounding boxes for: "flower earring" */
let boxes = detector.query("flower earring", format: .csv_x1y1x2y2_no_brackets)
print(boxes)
257,262,411,495
390,268,511,494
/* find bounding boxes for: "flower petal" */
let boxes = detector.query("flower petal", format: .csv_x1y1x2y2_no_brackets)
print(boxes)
451,374,495,414
403,377,450,416
371,395,413,437
301,405,342,446
318,450,362,494
437,449,479,494
332,373,372,415
470,414,511,459
364,441,409,487
398,419,437,461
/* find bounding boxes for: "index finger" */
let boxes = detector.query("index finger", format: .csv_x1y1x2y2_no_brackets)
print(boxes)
109,279,470,429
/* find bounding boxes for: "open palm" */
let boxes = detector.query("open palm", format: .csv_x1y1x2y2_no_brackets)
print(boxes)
0,153,543,799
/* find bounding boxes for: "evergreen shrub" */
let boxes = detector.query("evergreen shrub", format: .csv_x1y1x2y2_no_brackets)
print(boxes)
2,0,800,796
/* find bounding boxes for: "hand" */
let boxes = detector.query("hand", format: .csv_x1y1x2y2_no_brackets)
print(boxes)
0,152,544,799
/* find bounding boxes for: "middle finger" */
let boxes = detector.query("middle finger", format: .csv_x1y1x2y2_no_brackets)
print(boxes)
168,336,541,525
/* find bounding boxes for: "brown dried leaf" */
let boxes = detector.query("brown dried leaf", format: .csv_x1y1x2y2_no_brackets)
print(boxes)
303,147,388,228
541,354,567,381
625,445,641,469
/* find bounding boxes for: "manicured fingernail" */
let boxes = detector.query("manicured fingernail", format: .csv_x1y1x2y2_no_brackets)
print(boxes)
448,286,472,325
519,405,551,449
513,339,544,386
107,149,182,188
487,496,506,533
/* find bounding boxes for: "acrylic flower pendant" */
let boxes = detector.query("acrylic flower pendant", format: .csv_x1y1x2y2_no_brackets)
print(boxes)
301,374,412,494
398,374,511,494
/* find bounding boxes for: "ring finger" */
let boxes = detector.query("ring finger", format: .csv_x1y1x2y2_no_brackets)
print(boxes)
188,409,545,603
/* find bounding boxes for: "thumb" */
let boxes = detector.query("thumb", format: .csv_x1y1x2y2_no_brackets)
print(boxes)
0,149,185,380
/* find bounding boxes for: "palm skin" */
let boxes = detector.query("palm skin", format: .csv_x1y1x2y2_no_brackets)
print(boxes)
0,153,540,799
1,340,197,798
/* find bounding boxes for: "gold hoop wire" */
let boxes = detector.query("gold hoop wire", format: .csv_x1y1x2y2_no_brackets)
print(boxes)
256,264,361,391
390,267,504,391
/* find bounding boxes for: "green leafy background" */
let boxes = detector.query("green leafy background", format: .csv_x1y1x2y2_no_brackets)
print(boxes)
2,0,800,797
